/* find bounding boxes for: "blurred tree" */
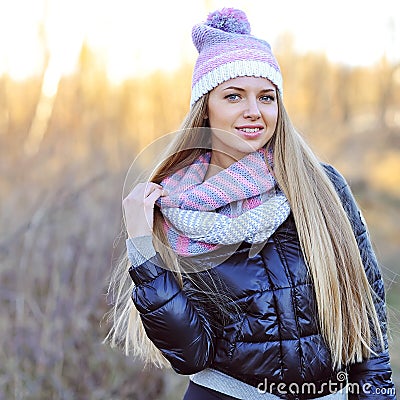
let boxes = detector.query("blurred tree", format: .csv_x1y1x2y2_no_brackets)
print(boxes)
376,56,399,129
2,39,399,398
335,65,352,124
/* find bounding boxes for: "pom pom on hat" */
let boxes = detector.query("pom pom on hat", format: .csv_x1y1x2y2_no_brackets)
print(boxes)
205,8,251,34
190,8,283,106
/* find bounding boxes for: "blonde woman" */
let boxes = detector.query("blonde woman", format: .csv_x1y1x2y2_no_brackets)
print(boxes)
106,8,396,400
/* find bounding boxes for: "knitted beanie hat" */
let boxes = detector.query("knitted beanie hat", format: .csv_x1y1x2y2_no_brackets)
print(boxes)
190,8,283,106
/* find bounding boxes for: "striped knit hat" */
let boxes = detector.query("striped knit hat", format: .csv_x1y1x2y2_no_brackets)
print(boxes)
190,8,283,106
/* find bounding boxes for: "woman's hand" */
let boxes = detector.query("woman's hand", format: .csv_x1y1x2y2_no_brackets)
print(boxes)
123,182,168,238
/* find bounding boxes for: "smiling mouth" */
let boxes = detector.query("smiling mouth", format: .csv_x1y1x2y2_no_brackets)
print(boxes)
240,127,262,133
236,127,264,136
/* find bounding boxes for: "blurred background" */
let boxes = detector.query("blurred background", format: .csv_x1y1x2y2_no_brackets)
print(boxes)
1,0,399,398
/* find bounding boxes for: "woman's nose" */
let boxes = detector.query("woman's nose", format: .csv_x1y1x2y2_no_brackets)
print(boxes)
243,99,261,120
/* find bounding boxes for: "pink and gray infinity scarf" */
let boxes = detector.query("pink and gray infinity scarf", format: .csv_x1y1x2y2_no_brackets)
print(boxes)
157,147,290,257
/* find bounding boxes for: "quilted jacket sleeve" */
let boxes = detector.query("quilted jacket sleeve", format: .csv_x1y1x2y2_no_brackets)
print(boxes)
324,164,397,399
127,238,215,375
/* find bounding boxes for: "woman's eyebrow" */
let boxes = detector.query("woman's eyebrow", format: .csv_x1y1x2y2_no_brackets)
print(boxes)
222,86,276,92
222,86,245,91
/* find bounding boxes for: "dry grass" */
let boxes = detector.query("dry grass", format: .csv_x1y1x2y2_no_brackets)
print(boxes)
1,54,399,398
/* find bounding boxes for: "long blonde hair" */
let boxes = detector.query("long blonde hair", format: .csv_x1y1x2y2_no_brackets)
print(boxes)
104,92,383,370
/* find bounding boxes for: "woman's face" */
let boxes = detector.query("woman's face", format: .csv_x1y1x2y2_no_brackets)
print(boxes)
207,76,278,166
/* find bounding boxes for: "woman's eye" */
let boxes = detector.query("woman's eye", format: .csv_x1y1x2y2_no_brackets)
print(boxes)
225,94,241,101
260,95,275,103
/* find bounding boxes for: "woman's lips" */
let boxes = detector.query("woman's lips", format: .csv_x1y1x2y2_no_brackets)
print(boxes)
236,126,264,138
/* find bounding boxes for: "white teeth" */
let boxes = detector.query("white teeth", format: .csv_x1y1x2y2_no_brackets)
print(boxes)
241,128,261,133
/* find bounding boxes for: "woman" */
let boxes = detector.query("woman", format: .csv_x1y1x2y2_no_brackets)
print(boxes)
106,8,396,400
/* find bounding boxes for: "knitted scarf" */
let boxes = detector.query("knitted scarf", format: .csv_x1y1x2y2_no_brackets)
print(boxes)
157,147,290,257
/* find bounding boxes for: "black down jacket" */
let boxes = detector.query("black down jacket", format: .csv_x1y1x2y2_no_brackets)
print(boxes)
128,165,396,400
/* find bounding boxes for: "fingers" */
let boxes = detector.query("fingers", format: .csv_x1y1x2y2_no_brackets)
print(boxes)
145,187,168,206
140,182,169,203
143,182,163,197
123,182,168,207
122,182,169,238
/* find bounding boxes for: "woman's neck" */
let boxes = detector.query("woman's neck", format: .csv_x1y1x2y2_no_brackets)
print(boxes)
204,150,239,180
204,162,223,180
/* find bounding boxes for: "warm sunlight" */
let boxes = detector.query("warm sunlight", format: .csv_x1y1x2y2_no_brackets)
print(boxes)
2,2,400,399
0,0,399,84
